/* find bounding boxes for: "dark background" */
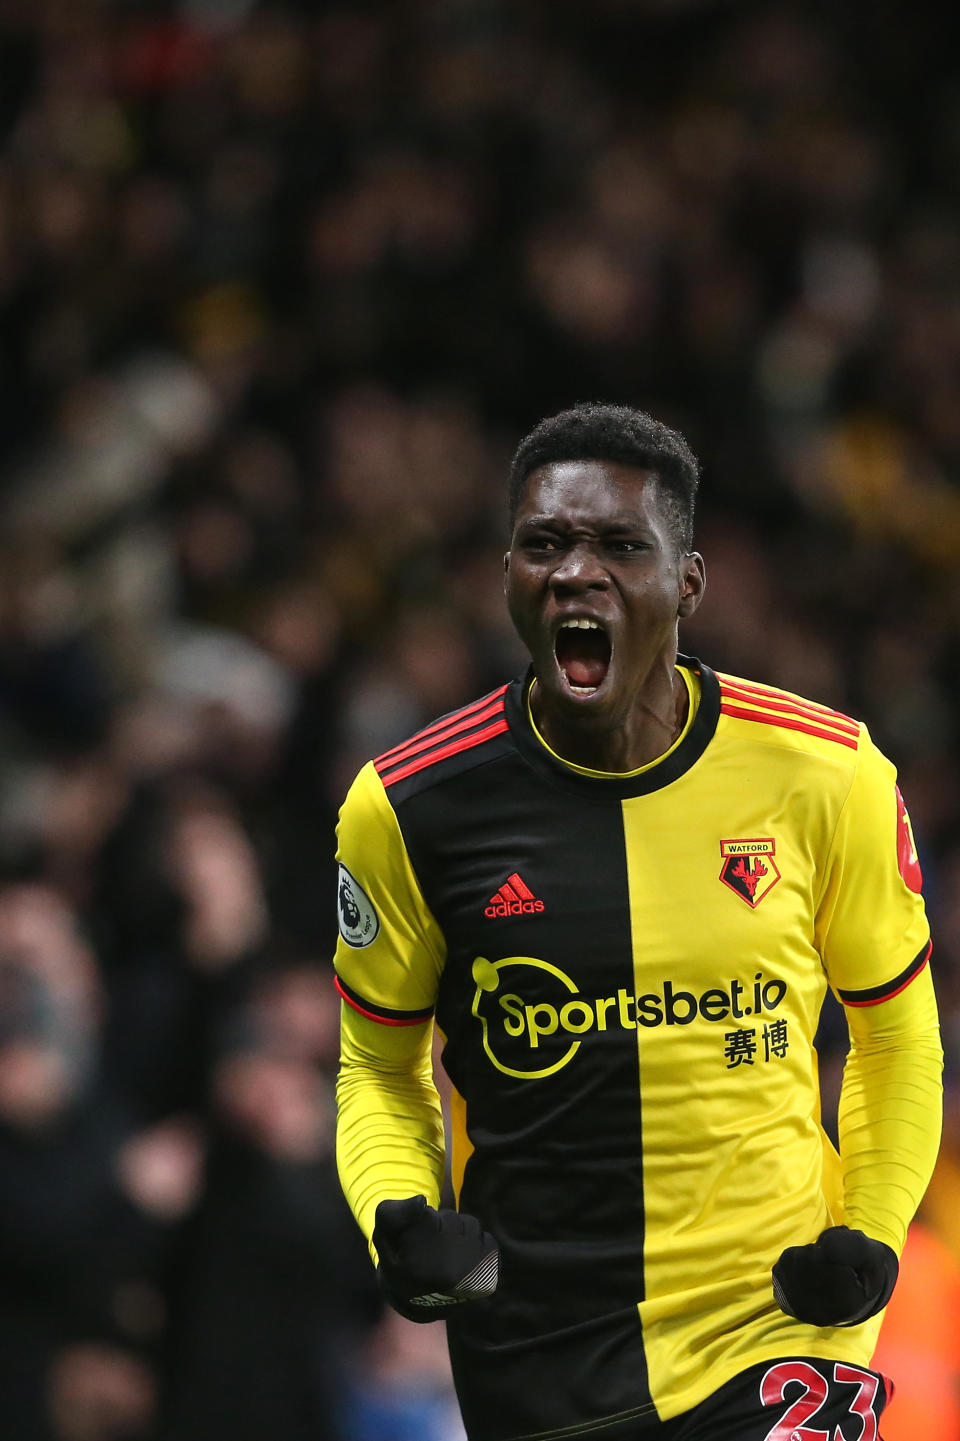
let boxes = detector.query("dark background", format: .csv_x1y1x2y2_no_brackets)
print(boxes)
0,1,959,1437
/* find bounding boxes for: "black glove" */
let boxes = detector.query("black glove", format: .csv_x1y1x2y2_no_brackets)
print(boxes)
773,1225,898,1327
373,1194,500,1322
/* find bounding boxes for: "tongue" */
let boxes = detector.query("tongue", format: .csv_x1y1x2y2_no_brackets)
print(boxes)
565,656,607,688
556,628,611,690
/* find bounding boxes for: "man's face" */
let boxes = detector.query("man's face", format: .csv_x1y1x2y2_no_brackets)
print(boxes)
504,460,704,726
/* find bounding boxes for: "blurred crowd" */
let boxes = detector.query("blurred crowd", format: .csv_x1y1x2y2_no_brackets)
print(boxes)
0,0,959,1437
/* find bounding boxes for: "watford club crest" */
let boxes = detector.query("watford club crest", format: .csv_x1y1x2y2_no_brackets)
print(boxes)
719,838,781,908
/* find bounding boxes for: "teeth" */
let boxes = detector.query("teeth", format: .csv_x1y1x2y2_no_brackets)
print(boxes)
569,685,598,695
560,618,601,630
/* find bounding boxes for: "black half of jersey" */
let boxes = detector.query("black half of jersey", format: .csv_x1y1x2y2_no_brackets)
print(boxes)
382,658,721,1441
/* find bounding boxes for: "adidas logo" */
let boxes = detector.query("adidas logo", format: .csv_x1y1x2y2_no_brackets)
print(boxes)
484,873,545,919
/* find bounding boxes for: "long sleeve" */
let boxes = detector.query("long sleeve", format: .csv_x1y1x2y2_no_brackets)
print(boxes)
336,1003,445,1248
838,964,943,1253
332,760,448,1254
815,726,943,1254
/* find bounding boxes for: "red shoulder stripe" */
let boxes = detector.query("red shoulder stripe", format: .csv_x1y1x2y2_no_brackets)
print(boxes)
380,717,510,787
375,696,507,774
717,671,853,720
720,703,859,750
374,686,509,768
720,681,859,738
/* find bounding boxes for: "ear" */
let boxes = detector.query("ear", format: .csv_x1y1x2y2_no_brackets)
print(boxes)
677,552,705,620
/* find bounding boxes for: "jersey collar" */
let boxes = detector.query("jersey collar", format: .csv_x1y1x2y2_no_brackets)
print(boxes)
505,654,721,800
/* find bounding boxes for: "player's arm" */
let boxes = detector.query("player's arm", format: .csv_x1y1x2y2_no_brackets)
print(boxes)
836,952,941,1253
774,732,943,1327
334,762,499,1319
336,1001,445,1241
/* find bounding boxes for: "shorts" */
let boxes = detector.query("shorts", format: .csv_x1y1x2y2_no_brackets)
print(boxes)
662,1356,892,1441
481,1358,892,1441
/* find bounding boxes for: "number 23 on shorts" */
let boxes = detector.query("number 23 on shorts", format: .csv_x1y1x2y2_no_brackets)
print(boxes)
760,1360,887,1441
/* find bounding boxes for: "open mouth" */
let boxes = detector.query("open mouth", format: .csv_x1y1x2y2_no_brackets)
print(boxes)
554,618,612,697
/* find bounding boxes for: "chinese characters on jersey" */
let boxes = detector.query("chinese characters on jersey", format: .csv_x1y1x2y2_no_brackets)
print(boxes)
724,1019,789,1068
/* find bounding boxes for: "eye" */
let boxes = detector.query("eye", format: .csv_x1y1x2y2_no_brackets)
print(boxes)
606,538,645,554
521,533,564,552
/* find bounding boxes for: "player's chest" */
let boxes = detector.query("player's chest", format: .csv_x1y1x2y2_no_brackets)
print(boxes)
418,777,819,982
412,761,829,1085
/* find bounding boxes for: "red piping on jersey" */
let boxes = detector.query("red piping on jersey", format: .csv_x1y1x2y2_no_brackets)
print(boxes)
334,975,431,1026
717,673,856,726
374,686,509,768
379,716,510,787
719,681,859,737
375,697,508,774
720,703,859,750
840,941,932,1007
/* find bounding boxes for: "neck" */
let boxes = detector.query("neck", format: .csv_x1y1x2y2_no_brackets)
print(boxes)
531,661,689,773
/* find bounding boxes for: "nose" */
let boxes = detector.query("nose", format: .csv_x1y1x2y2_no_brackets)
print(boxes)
549,541,609,594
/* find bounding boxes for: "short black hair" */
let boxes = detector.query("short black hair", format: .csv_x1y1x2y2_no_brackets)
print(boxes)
509,402,701,552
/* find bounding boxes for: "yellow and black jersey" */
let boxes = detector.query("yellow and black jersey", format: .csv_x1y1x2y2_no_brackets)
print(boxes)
335,656,942,1441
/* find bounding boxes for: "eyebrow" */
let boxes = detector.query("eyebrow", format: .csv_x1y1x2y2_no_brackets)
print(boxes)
517,513,651,531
